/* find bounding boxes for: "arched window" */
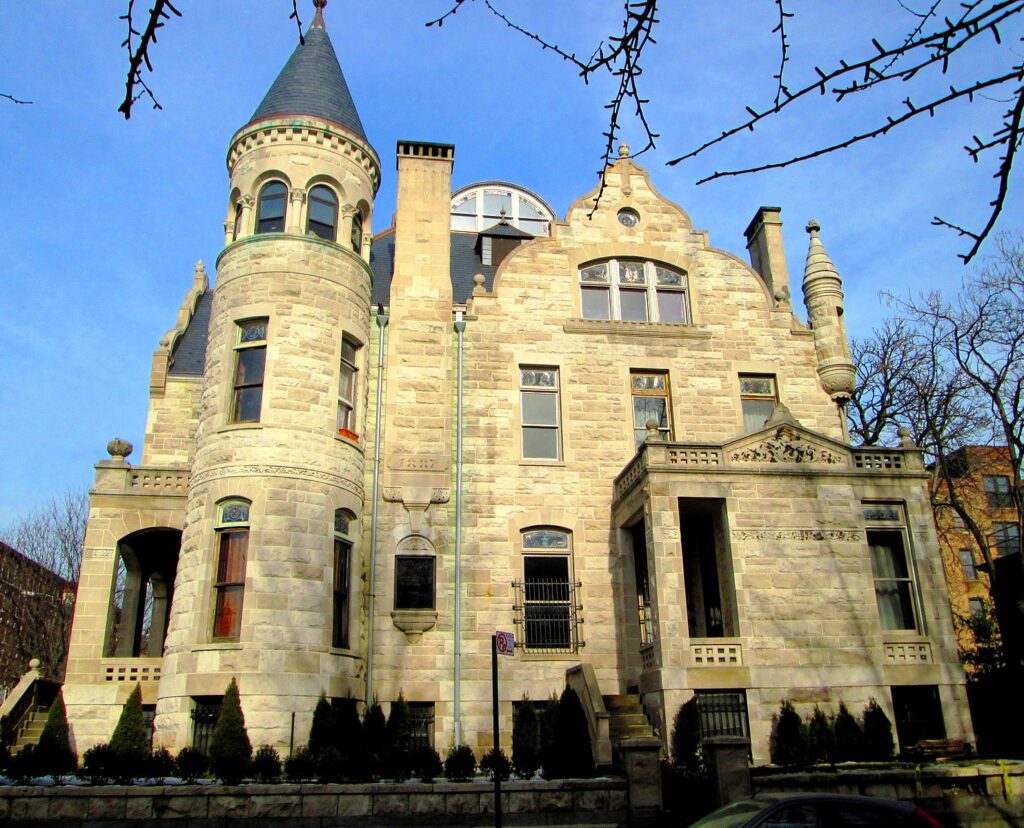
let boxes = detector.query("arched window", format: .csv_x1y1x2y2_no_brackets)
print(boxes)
351,211,364,253
256,181,287,233
579,259,690,324
333,509,355,649
307,185,338,241
213,499,250,641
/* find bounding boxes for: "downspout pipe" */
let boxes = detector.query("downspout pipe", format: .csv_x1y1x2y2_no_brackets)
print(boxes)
453,312,466,745
366,306,389,709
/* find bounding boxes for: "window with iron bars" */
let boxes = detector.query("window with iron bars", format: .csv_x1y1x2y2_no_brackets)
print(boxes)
513,529,583,653
191,697,223,755
694,690,749,740
408,702,435,753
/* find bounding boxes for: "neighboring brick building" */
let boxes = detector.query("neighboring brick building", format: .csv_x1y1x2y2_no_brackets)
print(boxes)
0,541,73,695
61,3,972,761
932,446,1021,666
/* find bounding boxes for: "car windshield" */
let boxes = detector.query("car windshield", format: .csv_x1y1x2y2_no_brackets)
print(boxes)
689,800,772,828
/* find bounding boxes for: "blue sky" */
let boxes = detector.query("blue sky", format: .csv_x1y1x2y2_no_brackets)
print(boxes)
1,1,1020,526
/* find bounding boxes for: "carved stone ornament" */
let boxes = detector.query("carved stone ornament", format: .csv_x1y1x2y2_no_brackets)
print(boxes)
732,529,862,541
106,438,133,460
730,427,843,465
391,610,438,642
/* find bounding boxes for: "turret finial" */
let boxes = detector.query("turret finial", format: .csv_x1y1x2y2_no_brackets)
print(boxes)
806,219,820,236
312,0,327,27
618,143,630,158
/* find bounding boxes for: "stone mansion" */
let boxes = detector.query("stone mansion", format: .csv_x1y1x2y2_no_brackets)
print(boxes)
61,3,972,763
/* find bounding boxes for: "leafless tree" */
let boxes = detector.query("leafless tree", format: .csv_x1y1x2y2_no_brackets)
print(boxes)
0,492,87,687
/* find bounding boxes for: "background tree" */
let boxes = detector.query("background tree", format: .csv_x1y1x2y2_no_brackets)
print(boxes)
0,491,86,688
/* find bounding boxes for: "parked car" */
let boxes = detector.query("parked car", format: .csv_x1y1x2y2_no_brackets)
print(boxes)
687,793,944,827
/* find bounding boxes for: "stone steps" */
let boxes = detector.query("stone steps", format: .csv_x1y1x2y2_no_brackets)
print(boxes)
602,692,655,757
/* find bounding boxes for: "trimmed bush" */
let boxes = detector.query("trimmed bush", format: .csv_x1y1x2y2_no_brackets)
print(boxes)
315,745,345,782
480,747,512,781
670,696,702,773
769,700,808,766
81,743,116,784
539,692,560,774
384,693,413,780
250,744,281,782
8,745,36,783
284,746,316,782
108,683,149,781
862,698,895,761
413,746,443,782
208,678,252,784
545,687,595,779
336,696,362,756
362,701,387,780
145,747,175,780
806,706,835,764
35,692,77,779
173,747,208,782
444,744,476,781
512,697,541,778
307,693,335,759
833,702,864,762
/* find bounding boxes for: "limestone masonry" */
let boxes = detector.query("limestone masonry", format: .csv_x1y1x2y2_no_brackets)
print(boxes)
62,3,972,763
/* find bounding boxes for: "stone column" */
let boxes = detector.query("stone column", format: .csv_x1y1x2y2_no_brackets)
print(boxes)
703,736,752,806
619,736,663,825
287,188,306,233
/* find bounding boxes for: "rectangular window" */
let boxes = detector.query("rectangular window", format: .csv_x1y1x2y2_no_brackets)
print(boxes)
333,539,351,649
408,702,435,753
992,522,1020,556
969,597,985,617
959,548,978,581
694,690,750,739
337,336,360,436
232,318,267,423
191,697,222,754
739,374,777,433
395,556,435,610
891,686,945,748
984,475,1013,508
631,371,672,449
515,529,580,653
867,526,918,631
213,530,247,640
630,522,654,646
520,367,561,460
579,260,689,323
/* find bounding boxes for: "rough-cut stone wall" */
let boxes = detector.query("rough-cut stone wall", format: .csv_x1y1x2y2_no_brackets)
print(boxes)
141,378,202,467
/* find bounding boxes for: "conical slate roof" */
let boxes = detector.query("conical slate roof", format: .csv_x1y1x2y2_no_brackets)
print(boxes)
249,9,366,140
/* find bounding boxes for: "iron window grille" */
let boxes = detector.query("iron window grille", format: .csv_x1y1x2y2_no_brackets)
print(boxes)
408,702,435,753
695,690,749,739
191,697,223,755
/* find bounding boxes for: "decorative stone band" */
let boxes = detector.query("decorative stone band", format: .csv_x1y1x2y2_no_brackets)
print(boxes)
382,487,450,504
731,529,863,541
84,547,116,561
730,432,844,465
188,464,363,498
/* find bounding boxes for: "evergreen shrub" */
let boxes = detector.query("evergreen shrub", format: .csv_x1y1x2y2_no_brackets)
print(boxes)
307,694,335,759
806,706,836,764
862,698,895,761
81,743,116,784
444,744,476,781
539,692,559,774
480,747,512,781
173,747,208,782
315,746,345,783
545,687,595,779
511,697,541,778
145,747,175,780
361,701,387,779
34,692,77,779
670,696,702,773
413,746,442,782
833,702,864,762
769,700,808,766
284,746,316,782
250,745,281,782
108,683,149,781
208,678,252,784
384,693,413,780
8,745,36,783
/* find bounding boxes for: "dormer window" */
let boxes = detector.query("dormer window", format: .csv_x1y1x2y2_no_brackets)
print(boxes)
579,259,689,323
451,183,554,236
256,181,287,233
307,185,338,241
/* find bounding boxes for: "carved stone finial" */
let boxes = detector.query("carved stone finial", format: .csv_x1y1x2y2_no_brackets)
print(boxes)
806,218,821,236
898,426,916,449
472,273,487,297
645,418,660,440
28,658,40,671
106,438,133,460
618,143,630,158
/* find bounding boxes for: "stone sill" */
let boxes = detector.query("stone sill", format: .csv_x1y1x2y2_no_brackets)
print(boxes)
564,319,712,339
216,422,263,434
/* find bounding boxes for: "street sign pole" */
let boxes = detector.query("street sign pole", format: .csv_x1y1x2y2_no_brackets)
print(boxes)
491,633,502,828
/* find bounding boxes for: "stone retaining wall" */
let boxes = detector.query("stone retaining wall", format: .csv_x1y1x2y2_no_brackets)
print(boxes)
0,779,628,826
753,762,1024,827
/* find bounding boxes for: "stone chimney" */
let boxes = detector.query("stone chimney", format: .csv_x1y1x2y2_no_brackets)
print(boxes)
744,207,791,303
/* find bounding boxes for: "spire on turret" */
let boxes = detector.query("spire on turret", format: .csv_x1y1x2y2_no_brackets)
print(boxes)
801,219,856,405
248,0,367,141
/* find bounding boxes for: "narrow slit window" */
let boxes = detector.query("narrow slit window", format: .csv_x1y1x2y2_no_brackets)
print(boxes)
213,500,249,641
337,336,360,437
232,318,268,423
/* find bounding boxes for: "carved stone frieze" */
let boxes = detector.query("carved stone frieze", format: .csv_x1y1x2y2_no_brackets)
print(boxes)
189,465,362,497
732,529,862,541
730,427,843,465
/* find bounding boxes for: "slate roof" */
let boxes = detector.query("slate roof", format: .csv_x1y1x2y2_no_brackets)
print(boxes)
248,15,367,141
168,290,213,376
478,222,535,239
369,230,500,305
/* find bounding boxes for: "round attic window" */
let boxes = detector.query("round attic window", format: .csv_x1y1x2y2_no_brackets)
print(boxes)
617,208,640,228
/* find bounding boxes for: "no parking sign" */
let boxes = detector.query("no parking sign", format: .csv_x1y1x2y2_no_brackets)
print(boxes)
495,629,515,656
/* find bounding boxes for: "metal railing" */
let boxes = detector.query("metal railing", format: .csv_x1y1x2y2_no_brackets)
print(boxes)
512,578,583,653
696,690,749,739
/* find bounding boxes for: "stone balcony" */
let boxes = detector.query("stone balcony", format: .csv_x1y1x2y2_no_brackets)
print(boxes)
93,460,190,498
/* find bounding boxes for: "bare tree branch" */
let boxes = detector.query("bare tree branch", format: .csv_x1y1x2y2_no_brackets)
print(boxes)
1,92,32,105
118,0,182,120
289,0,306,46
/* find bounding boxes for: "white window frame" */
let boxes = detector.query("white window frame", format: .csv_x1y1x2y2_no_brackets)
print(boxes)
337,335,360,437
863,502,924,634
519,366,561,461
631,370,672,448
578,259,689,324
450,184,553,236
